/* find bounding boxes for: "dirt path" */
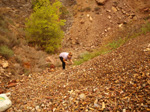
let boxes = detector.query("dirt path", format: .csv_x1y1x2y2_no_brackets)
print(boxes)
6,33,150,111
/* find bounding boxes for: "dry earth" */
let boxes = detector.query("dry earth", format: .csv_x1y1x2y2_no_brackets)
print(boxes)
62,0,150,59
0,0,150,111
6,32,150,112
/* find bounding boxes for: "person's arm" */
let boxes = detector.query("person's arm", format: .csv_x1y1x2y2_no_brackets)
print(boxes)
69,58,73,64
63,58,68,64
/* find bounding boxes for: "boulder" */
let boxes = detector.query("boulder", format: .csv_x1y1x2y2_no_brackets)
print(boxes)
50,64,55,69
79,93,86,100
112,6,117,12
0,60,9,68
80,19,84,24
6,83,17,88
89,16,93,22
0,88,4,94
95,0,107,5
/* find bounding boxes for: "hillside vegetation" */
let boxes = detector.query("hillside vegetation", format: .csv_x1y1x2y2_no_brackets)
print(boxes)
25,0,66,53
0,0,150,111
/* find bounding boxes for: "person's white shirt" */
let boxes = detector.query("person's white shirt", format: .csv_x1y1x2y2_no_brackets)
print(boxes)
59,52,69,60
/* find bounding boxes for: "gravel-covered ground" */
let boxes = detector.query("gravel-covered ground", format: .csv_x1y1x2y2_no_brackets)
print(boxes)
6,33,150,111
0,0,150,111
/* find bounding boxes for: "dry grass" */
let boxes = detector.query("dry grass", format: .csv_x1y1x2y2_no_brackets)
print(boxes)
0,45,14,59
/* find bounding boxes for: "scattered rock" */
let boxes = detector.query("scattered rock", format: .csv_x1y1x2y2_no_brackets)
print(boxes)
79,93,86,100
0,88,4,94
1,0,150,111
80,19,85,24
8,80,17,84
1,61,9,68
144,48,150,52
95,0,107,5
6,83,17,88
50,64,55,69
112,6,118,12
118,23,123,28
102,102,105,110
49,68,55,72
89,16,93,22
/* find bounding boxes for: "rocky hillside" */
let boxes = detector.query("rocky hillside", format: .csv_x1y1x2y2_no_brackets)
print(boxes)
0,0,54,83
3,28,150,111
0,0,150,111
63,0,150,56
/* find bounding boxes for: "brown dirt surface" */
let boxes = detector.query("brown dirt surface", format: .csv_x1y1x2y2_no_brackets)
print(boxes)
62,0,150,58
0,0,150,111
7,32,150,111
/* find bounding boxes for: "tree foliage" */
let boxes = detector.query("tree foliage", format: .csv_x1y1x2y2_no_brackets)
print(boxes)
25,0,66,53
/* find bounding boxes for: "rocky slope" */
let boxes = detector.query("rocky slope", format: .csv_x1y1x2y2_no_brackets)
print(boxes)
0,0,150,111
62,0,150,58
5,31,150,112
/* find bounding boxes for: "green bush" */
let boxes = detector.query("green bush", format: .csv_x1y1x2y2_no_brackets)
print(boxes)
0,45,14,59
25,0,66,53
141,22,150,34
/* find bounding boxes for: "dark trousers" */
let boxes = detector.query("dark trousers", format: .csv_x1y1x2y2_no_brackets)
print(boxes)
59,57,65,69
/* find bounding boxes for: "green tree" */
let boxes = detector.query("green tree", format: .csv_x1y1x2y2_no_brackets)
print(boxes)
25,0,66,53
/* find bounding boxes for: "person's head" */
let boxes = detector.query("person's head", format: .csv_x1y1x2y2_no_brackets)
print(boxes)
68,52,72,59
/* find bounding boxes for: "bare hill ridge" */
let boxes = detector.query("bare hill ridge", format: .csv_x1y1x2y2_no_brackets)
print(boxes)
0,0,150,111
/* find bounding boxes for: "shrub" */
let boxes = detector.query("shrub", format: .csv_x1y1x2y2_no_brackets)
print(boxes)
0,14,19,49
60,6,69,19
0,16,9,34
25,0,66,53
0,33,19,48
141,21,150,34
0,35,9,45
0,45,14,59
107,38,125,50
7,32,19,48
